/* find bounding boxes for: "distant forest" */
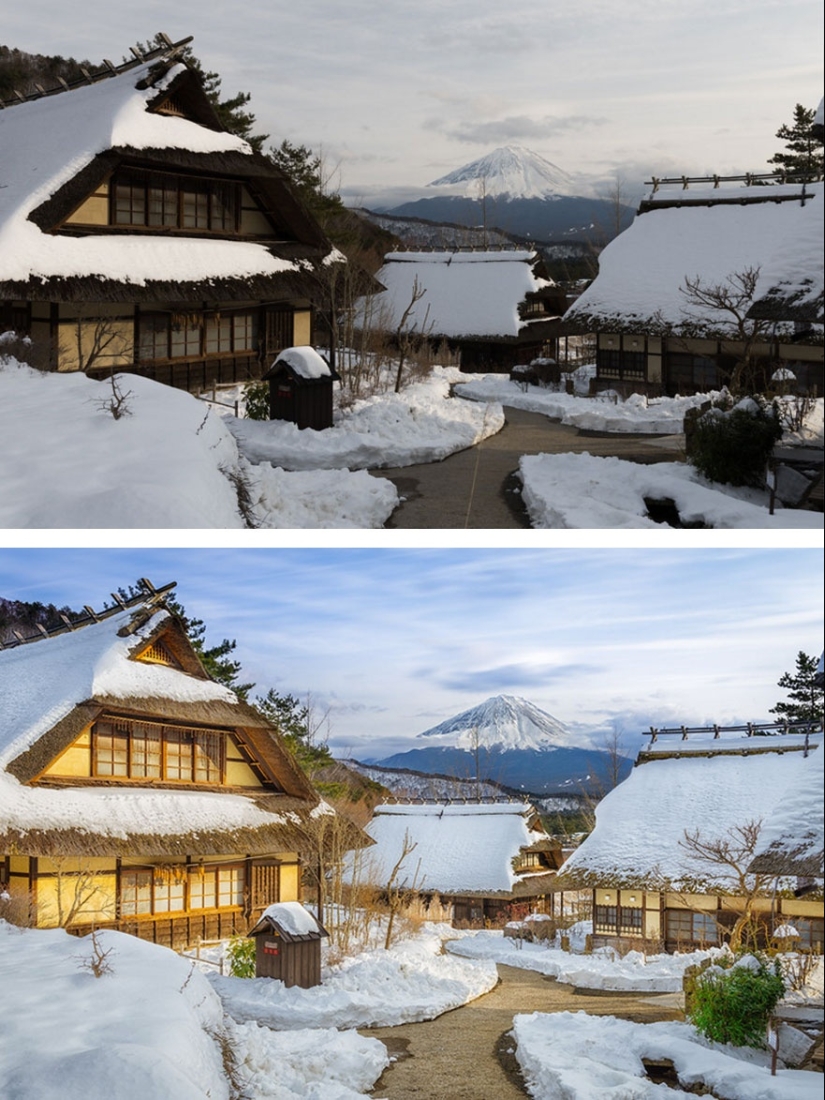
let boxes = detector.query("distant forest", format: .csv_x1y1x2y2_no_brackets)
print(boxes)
0,45,95,100
0,596,79,644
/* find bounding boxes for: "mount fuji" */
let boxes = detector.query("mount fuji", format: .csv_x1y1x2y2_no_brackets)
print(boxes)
375,145,634,244
366,695,633,795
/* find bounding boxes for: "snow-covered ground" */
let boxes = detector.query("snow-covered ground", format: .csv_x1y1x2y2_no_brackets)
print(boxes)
512,1012,823,1100
446,927,723,992
210,923,498,1030
456,371,713,434
0,920,389,1100
518,450,824,529
225,367,503,470
3,919,821,1099
2,350,821,527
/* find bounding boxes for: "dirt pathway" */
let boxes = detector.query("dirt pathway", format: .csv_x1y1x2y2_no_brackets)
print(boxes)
360,963,684,1100
370,406,686,529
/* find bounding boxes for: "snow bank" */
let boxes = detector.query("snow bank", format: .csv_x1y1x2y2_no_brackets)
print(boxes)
210,925,498,1029
0,922,388,1100
455,373,710,433
447,930,721,992
224,1020,388,1100
518,452,824,529
0,359,397,528
512,1011,823,1100
228,368,503,469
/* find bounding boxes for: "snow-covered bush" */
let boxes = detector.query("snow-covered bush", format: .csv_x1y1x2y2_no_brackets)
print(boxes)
688,952,785,1048
689,395,782,487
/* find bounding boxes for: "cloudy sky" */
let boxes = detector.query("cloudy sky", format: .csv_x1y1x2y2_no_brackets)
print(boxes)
3,0,823,203
1,547,821,760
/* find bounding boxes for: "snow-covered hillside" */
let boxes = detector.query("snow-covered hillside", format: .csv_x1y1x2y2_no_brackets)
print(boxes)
418,694,577,751
428,145,576,200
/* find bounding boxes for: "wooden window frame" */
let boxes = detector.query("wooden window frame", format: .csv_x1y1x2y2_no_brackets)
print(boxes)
120,863,245,918
109,169,242,235
137,309,259,363
92,717,226,786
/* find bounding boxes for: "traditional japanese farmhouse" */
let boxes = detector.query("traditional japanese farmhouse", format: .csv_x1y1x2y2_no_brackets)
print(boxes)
0,35,343,391
359,250,567,372
345,801,564,926
562,177,824,396
556,722,824,954
0,581,359,946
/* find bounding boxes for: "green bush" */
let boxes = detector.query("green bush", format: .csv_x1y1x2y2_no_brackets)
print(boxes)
688,397,782,487
243,379,270,421
226,935,256,978
689,953,785,1048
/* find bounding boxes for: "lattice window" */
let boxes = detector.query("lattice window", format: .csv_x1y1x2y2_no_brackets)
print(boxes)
138,639,180,667
92,718,226,784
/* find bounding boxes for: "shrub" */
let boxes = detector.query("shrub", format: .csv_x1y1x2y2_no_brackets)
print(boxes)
243,379,270,421
226,935,256,978
689,953,785,1048
688,396,783,487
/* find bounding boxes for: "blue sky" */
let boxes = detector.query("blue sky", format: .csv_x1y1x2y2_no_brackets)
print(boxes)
1,547,821,759
3,0,822,201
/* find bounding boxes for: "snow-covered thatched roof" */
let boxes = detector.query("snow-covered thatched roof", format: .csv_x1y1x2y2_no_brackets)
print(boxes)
748,756,824,878
347,802,556,896
563,182,824,335
0,584,331,857
0,41,338,300
558,730,823,892
361,250,557,340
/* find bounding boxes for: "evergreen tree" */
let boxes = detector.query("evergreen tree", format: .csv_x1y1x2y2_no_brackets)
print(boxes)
269,139,345,226
769,651,824,723
767,104,824,180
253,688,333,773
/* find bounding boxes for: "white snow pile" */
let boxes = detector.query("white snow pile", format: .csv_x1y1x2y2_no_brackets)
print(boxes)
518,452,824,529
0,358,397,528
456,372,713,434
210,923,498,1030
0,921,388,1100
227,367,504,470
446,930,721,993
512,1011,823,1100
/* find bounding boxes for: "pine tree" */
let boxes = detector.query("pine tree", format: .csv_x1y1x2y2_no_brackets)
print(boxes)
269,139,345,226
767,104,824,180
769,651,824,723
253,688,333,773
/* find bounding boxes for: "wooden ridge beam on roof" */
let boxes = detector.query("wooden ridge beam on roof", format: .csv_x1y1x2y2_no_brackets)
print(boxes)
0,34,194,109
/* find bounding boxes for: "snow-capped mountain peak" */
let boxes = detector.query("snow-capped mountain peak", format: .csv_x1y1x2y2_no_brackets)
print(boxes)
417,694,574,752
427,145,575,201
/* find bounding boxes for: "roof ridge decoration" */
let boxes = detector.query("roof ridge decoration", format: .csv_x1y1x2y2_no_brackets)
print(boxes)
0,579,177,650
0,33,194,111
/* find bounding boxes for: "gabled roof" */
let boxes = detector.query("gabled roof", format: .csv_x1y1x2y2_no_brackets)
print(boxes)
360,250,558,340
563,181,824,335
0,40,340,301
347,801,556,896
0,582,332,856
558,727,823,892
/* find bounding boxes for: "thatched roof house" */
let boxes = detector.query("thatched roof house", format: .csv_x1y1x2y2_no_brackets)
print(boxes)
562,178,824,397
345,801,563,926
0,35,343,390
358,250,566,372
557,722,823,953
0,580,360,945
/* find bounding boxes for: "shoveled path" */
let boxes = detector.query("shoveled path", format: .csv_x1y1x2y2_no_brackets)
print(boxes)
360,962,683,1100
370,406,686,529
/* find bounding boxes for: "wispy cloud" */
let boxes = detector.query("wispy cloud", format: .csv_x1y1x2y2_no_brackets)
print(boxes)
0,548,821,757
